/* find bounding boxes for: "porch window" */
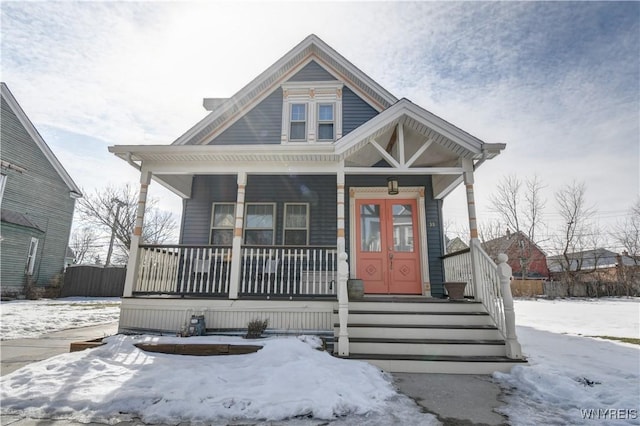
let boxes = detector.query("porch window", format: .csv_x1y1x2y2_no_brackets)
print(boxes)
289,104,307,140
26,237,39,275
244,203,275,245
284,203,309,245
317,104,334,141
210,203,235,245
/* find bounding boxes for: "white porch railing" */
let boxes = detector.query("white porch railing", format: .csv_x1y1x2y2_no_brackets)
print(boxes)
134,244,337,298
135,245,232,295
442,248,475,298
443,242,523,359
240,246,337,297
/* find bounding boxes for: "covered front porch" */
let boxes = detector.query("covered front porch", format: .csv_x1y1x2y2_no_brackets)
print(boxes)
110,102,525,371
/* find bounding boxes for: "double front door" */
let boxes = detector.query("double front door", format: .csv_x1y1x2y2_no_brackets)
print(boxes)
355,199,422,294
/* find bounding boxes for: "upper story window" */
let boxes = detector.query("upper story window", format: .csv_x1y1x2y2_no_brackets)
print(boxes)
290,104,307,141
317,104,334,141
281,81,343,143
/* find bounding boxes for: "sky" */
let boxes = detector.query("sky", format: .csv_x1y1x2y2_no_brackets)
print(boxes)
1,1,638,254
1,297,639,424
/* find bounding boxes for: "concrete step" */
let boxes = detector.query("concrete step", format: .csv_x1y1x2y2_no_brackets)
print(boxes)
337,324,503,340
348,337,507,357
348,299,483,313
336,310,494,326
346,353,527,374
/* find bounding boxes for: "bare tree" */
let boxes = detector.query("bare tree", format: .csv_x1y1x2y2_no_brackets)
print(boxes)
488,174,547,279
76,184,178,262
613,198,640,295
70,226,100,264
553,181,597,296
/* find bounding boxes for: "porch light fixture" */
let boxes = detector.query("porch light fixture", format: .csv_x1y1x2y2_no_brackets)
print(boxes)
387,176,399,195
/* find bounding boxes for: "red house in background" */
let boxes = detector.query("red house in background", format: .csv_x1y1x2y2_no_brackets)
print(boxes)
482,230,549,279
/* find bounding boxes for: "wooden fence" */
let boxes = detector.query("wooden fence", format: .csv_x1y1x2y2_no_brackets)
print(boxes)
61,265,125,297
510,279,545,297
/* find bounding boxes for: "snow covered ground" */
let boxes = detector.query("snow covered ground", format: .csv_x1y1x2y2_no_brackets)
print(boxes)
0,297,638,425
0,297,121,340
496,298,640,426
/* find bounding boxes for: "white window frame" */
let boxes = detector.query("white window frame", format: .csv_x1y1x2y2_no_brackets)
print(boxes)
26,237,39,275
244,203,276,246
0,174,6,204
289,103,307,141
209,203,236,245
317,103,335,141
281,80,343,143
283,203,310,246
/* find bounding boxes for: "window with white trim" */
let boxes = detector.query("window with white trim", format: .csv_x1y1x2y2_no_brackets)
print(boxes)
210,203,235,245
0,174,6,204
284,203,309,245
281,81,343,143
26,237,39,275
244,203,276,245
289,104,307,141
317,104,334,141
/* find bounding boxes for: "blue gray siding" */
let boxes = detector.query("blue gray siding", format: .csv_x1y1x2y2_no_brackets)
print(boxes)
342,87,379,136
1,97,76,292
345,175,445,297
288,61,336,82
180,175,337,246
209,89,283,145
180,175,237,245
207,60,379,146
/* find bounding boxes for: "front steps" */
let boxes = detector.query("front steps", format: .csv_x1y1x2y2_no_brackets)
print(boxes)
334,297,526,374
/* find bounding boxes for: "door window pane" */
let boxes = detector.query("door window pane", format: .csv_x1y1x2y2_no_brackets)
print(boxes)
360,204,381,252
392,204,414,252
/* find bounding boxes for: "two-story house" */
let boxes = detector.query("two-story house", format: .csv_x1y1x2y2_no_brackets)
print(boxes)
109,35,525,373
1,83,82,297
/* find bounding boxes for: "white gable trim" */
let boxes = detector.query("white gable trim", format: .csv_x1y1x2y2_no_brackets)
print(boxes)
0,83,82,198
335,99,486,158
172,35,398,146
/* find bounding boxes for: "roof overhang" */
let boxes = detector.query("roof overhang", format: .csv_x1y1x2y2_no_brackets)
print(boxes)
110,99,505,200
1,83,83,198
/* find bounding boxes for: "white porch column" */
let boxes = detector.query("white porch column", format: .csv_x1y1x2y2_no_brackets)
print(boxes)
228,172,247,299
336,171,349,356
462,159,483,300
123,170,151,297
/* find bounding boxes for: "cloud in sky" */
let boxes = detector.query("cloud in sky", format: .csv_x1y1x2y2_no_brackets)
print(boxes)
2,1,638,250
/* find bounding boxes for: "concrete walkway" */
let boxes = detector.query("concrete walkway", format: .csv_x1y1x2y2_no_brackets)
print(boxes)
393,373,508,425
1,324,508,425
0,322,119,376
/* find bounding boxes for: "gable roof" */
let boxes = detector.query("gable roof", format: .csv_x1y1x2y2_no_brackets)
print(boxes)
482,230,546,256
547,248,637,272
0,208,44,232
1,83,82,198
172,34,398,146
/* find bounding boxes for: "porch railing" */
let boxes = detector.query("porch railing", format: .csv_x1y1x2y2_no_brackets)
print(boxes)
134,244,337,298
443,244,505,336
240,246,337,297
135,245,232,296
442,248,475,298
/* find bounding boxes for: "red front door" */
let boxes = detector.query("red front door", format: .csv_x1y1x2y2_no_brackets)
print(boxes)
355,199,422,294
